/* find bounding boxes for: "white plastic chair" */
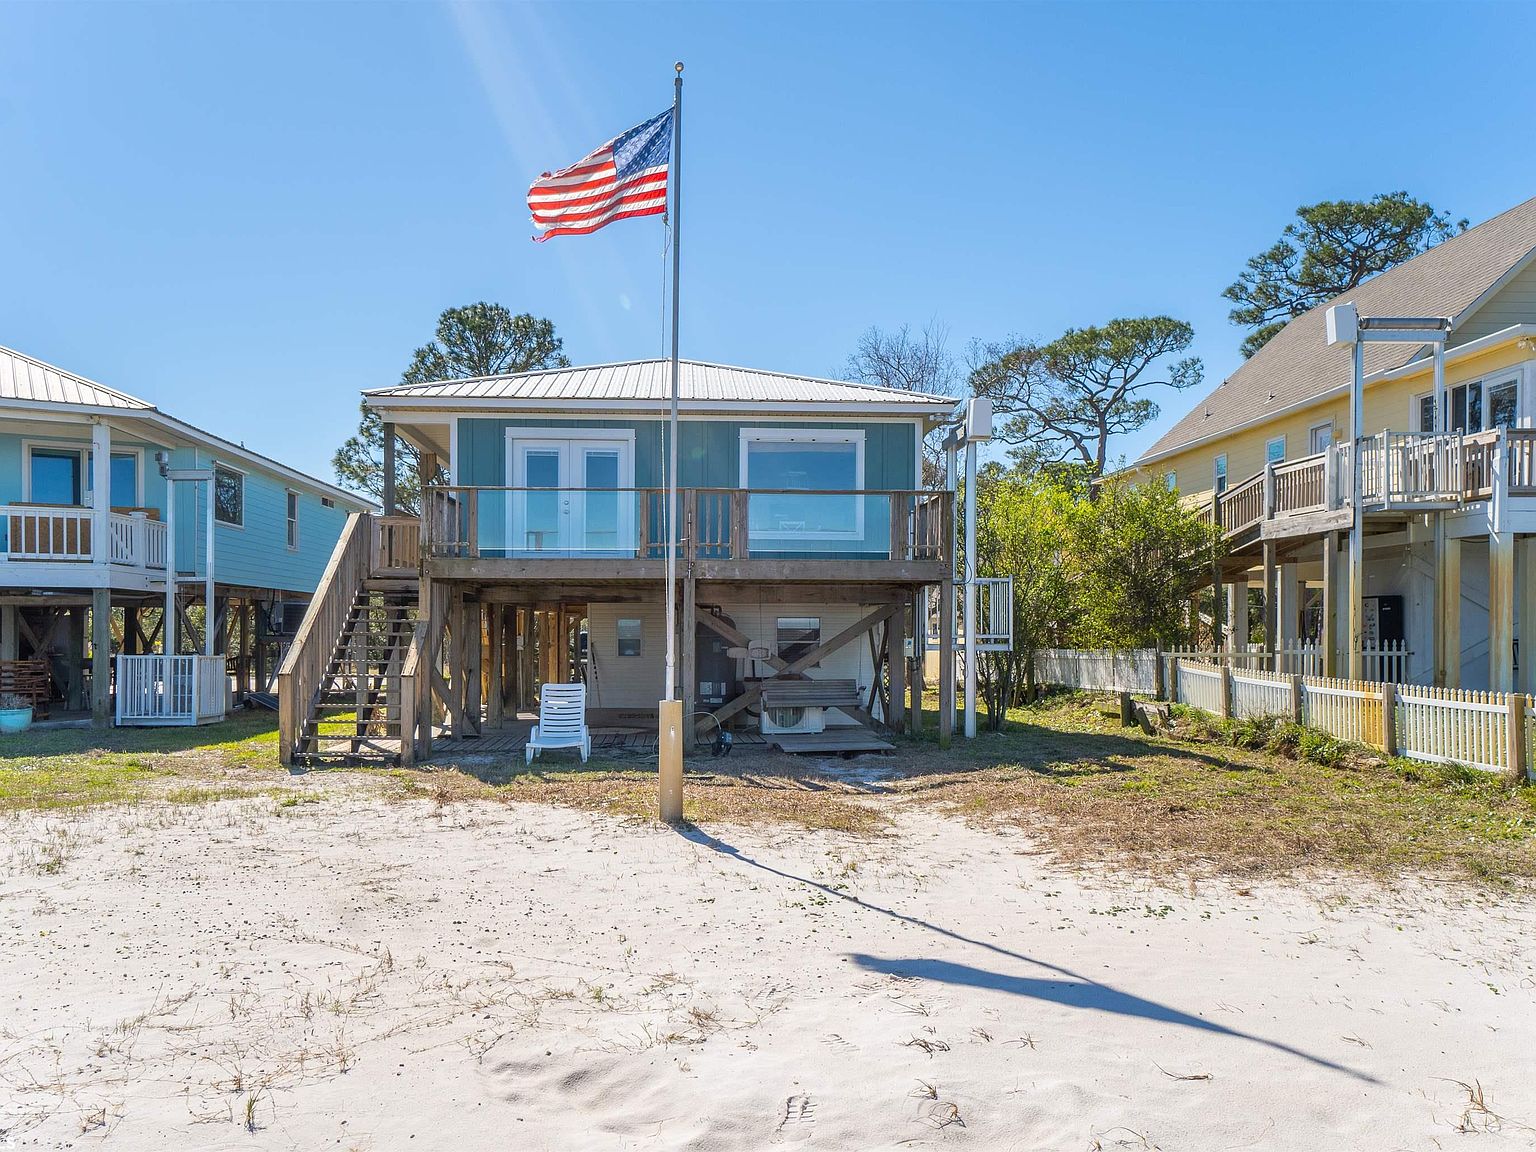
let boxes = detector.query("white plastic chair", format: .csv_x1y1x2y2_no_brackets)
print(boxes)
525,682,591,763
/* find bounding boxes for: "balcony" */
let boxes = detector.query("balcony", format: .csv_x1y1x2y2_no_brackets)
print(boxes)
412,486,950,582
1198,429,1536,545
1,505,168,571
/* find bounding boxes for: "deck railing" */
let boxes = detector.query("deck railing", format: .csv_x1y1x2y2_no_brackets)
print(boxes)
372,515,421,574
1463,428,1536,500
419,486,951,565
2,505,168,569
115,654,227,725
1271,454,1328,516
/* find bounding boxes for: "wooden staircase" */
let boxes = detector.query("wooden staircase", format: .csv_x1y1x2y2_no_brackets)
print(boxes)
292,582,418,766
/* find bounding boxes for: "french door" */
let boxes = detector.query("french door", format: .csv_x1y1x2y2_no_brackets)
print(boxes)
508,436,633,557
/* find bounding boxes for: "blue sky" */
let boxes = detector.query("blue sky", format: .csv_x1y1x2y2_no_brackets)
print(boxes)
4,1,1536,483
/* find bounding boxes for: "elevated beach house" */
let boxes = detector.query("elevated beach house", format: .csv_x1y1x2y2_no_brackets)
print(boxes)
278,360,958,765
1132,194,1536,693
0,345,373,725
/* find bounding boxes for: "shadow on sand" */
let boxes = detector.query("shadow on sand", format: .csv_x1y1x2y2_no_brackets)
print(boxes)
676,822,1375,1084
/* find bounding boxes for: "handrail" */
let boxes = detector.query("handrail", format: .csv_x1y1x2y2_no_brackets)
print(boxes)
277,511,373,764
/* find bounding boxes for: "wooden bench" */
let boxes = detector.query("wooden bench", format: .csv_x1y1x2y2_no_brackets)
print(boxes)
0,659,52,719
759,678,863,711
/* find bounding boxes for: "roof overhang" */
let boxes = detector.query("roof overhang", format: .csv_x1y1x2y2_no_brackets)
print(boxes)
1128,322,1536,472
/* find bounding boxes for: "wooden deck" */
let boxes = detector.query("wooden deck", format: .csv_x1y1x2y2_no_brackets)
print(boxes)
767,728,895,755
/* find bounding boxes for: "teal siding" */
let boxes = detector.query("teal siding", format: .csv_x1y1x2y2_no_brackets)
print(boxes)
0,428,353,595
458,417,917,489
457,416,918,559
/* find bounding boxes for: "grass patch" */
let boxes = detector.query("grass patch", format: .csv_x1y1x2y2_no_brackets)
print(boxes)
0,712,285,812
889,691,1536,884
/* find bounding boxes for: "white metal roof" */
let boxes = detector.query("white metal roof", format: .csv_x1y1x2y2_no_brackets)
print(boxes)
0,343,373,510
365,358,956,410
0,345,152,410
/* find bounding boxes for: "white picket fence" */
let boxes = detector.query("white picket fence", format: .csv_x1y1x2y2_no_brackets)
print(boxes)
1300,677,1384,747
1230,667,1293,720
1176,662,1224,714
1034,649,1158,694
1397,685,1514,774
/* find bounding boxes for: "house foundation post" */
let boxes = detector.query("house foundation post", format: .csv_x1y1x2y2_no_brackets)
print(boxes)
0,605,16,661
1261,540,1278,671
91,588,112,727
1438,537,1462,688
1519,536,1536,696
888,592,907,731
1321,532,1340,678
1278,561,1300,674
681,572,697,751
486,604,504,728
1227,576,1249,654
937,578,955,747
1491,530,1516,692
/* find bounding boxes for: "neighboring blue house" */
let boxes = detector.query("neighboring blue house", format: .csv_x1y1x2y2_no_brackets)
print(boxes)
279,359,958,765
0,344,374,723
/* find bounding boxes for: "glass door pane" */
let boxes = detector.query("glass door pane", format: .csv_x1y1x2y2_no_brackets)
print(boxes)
578,447,622,554
31,449,82,505
514,445,567,554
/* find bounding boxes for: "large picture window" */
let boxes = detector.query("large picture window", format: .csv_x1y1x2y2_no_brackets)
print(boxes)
215,466,244,526
1416,376,1519,434
740,429,864,539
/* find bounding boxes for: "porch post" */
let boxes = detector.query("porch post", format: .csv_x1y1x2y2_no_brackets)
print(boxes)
1438,536,1462,688
1226,576,1249,653
382,421,397,516
1521,536,1536,696
1262,540,1278,670
888,594,907,731
682,573,697,750
1321,532,1339,678
91,587,112,727
1490,530,1516,692
90,420,111,565
938,578,955,747
1278,561,1301,674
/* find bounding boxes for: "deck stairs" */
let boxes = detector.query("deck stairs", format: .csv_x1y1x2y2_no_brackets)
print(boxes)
293,580,418,767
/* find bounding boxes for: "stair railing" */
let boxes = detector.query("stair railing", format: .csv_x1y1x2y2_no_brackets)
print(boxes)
277,512,375,764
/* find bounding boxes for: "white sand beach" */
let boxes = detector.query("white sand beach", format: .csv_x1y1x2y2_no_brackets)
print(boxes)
3,794,1533,1150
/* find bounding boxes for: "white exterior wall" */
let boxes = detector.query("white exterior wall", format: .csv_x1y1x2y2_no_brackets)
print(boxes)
585,599,878,724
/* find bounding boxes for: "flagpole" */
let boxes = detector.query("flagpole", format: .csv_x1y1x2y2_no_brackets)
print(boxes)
658,61,685,823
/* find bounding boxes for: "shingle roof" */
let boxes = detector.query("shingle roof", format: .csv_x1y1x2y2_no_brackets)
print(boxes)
0,345,152,410
1138,194,1536,463
365,358,956,409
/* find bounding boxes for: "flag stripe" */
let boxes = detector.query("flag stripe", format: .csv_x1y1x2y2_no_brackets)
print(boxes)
527,108,672,242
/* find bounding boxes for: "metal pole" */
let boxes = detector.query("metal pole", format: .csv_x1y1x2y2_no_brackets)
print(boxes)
664,62,682,704
963,439,977,738
205,474,215,658
1433,339,1446,433
165,475,176,658
658,61,685,823
1348,337,1363,680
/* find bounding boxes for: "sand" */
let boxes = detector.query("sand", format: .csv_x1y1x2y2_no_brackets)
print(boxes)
2,791,1533,1150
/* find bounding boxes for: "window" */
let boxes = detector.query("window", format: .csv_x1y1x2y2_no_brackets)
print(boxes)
1308,422,1334,455
776,617,821,667
286,491,300,550
1415,376,1518,433
29,448,82,505
213,466,244,526
1265,436,1286,465
321,496,335,509
1164,471,1177,493
741,429,863,538
1213,454,1228,494
616,618,643,657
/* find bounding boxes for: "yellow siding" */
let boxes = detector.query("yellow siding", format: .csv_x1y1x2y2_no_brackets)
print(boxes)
1143,335,1534,499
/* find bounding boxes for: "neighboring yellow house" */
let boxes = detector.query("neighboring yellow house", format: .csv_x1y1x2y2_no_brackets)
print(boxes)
1132,194,1536,692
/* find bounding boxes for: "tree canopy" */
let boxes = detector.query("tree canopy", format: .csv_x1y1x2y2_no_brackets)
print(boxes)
333,303,570,514
969,317,1202,478
845,322,958,487
1223,192,1467,358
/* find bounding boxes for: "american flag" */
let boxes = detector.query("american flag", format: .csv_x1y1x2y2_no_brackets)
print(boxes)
528,109,673,242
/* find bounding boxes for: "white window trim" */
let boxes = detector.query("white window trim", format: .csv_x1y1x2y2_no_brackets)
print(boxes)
500,427,637,486
1410,371,1523,434
739,427,866,541
214,463,246,529
1307,420,1334,454
285,489,300,551
1164,471,1177,492
776,616,822,668
616,617,643,657
1265,435,1286,465
20,440,143,507
1213,453,1228,493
